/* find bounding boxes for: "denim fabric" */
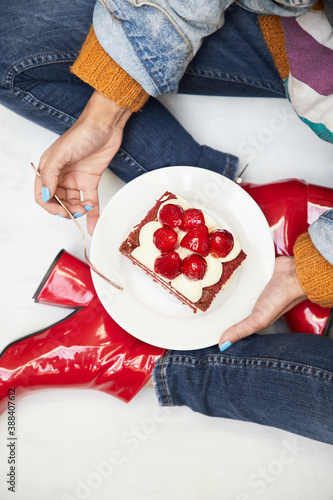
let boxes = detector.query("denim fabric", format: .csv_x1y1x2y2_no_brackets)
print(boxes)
237,0,316,15
309,210,333,265
0,0,95,131
0,0,239,183
178,5,285,98
93,0,234,96
153,332,333,445
1,1,330,248
93,0,315,96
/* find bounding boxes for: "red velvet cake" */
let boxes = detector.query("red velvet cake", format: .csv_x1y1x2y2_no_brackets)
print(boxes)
119,192,247,313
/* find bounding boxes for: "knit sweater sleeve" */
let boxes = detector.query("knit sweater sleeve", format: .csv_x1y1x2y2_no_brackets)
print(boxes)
70,26,149,112
294,232,333,308
258,9,333,144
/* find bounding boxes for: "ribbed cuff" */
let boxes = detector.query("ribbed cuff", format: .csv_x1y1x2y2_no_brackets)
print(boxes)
294,232,333,308
258,16,290,80
71,26,149,112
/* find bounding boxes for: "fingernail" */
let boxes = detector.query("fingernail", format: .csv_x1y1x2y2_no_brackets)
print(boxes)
219,341,232,352
56,214,65,218
42,187,50,202
73,212,84,218
84,205,94,212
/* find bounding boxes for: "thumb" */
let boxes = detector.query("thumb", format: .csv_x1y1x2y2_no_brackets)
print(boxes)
38,161,61,202
218,312,262,352
38,145,66,202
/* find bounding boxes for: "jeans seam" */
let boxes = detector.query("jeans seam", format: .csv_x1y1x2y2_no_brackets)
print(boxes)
224,154,231,178
3,52,79,87
9,87,77,126
3,53,79,126
117,148,149,175
185,66,285,96
163,354,333,383
160,350,171,407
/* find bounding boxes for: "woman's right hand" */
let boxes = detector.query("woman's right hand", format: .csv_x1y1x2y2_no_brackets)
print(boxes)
34,90,132,235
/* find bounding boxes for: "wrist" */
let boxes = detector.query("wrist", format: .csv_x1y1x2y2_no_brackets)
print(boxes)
275,256,307,302
80,90,132,129
287,257,307,301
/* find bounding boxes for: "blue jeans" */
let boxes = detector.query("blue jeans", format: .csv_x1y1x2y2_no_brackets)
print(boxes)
153,333,333,445
0,1,284,184
3,1,330,445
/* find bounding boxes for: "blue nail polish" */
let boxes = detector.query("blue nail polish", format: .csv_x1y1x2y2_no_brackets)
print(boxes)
219,340,232,352
42,187,50,202
73,212,84,218
84,205,94,212
56,214,65,218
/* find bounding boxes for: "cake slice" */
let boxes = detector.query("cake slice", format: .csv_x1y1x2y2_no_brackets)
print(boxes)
119,192,247,313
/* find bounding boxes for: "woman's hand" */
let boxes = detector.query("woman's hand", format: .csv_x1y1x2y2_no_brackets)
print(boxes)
34,90,132,235
218,256,307,351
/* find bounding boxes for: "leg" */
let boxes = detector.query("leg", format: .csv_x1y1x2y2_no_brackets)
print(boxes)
116,4,286,181
118,4,286,181
153,333,333,445
0,0,95,131
179,4,285,98
0,0,238,182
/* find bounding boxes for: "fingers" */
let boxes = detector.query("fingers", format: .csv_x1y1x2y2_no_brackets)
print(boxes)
218,256,307,352
86,203,100,236
34,175,67,216
35,173,98,224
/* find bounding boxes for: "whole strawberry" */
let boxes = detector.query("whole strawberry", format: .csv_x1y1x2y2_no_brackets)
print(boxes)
209,229,234,258
159,203,184,228
183,254,207,280
180,208,205,230
154,251,182,280
153,227,178,253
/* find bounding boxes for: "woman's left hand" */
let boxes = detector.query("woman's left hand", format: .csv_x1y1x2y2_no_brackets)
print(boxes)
218,256,307,350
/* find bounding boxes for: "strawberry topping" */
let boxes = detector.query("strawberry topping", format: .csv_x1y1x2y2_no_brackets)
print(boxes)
180,208,205,230
209,229,234,258
154,251,182,280
153,227,178,253
180,225,210,257
159,203,184,228
183,254,207,280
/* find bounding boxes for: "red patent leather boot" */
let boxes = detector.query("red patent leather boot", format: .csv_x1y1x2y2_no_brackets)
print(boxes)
0,250,165,415
242,179,333,336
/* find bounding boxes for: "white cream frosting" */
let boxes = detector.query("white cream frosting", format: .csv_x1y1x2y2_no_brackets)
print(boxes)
131,197,241,302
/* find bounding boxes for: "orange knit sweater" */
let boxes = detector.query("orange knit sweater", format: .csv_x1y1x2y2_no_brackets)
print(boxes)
71,26,149,112
70,25,333,308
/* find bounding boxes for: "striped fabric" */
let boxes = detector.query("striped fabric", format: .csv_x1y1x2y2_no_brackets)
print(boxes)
281,9,333,143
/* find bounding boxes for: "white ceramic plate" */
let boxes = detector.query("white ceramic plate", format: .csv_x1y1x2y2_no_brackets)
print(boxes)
90,166,275,350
